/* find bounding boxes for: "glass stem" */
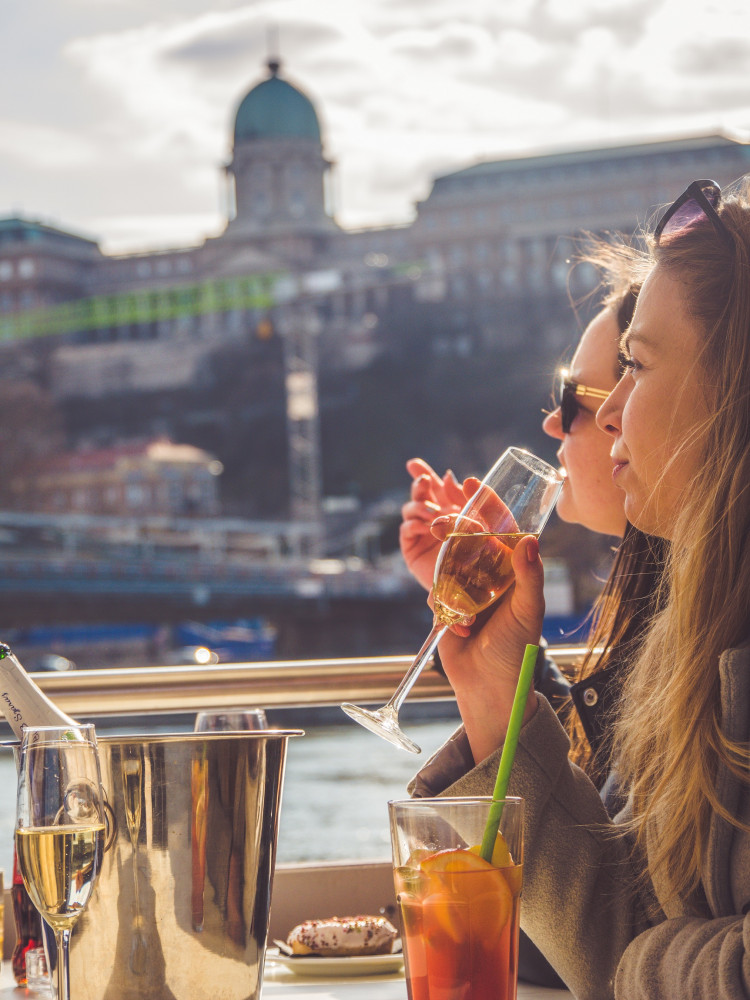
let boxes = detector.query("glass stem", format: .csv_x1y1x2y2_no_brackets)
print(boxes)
55,928,71,1000
383,621,448,714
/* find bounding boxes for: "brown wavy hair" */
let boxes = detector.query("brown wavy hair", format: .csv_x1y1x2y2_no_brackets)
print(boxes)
563,253,666,780
568,524,667,781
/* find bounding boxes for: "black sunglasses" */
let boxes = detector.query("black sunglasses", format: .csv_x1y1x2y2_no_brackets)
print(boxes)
555,369,611,434
654,179,733,248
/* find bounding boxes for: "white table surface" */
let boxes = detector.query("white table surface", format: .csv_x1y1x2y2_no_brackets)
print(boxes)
1,958,573,999
264,960,571,999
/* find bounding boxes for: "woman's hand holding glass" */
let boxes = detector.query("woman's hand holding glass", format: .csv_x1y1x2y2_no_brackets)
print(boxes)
344,448,562,753
433,529,547,765
401,464,550,763
399,459,466,591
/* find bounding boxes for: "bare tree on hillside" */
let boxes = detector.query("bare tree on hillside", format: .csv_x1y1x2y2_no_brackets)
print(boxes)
0,380,64,508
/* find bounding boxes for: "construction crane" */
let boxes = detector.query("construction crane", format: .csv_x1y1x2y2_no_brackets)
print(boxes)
274,298,324,557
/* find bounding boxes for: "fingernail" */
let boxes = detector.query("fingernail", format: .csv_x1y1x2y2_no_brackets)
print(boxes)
527,536,539,562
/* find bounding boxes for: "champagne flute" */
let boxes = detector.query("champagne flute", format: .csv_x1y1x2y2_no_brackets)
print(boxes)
15,725,107,1000
342,447,563,753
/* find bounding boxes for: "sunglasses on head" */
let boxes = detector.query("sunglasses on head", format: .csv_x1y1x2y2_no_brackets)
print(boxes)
654,179,733,248
555,369,611,434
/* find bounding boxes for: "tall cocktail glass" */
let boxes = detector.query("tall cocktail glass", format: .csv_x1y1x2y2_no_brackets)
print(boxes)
389,796,524,1000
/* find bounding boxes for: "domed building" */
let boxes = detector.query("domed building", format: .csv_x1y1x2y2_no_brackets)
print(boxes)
224,57,338,260
1,53,747,423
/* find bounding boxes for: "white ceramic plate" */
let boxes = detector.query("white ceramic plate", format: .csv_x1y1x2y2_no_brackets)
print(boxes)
266,949,404,978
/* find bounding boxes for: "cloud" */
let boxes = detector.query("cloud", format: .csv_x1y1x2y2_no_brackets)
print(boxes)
390,23,490,63
0,119,100,169
162,14,341,70
5,0,750,251
161,30,262,68
675,37,750,76
62,4,361,160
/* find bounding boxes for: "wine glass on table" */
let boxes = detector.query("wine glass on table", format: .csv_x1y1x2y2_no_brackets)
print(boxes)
15,724,107,1000
342,447,563,753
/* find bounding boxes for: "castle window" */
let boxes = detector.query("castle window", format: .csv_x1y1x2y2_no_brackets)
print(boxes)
288,163,306,217
251,163,272,217
474,241,491,263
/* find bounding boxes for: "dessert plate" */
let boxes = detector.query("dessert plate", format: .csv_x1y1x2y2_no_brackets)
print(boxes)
266,948,404,978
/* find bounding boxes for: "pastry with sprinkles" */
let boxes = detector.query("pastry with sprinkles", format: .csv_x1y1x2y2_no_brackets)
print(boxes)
286,915,398,957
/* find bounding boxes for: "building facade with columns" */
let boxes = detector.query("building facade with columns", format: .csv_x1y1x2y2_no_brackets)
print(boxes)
0,58,749,525
1,58,748,395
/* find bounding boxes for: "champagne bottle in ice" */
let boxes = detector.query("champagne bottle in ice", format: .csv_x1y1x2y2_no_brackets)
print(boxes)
0,643,78,739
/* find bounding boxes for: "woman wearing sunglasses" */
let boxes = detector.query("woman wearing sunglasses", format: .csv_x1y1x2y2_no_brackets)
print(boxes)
400,275,654,780
544,305,629,536
544,278,668,792
400,288,632,579
401,272,659,988
411,177,750,999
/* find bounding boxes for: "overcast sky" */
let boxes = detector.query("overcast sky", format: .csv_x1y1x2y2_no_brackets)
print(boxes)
2,0,749,254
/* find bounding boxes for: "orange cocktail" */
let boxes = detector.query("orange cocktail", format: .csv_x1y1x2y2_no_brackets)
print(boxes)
389,797,523,1000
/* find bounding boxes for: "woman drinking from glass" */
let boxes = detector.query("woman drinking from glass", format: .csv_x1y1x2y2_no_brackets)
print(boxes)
410,177,750,999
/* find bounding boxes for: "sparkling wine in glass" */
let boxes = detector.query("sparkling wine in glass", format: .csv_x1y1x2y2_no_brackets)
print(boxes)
15,724,107,1000
342,447,563,753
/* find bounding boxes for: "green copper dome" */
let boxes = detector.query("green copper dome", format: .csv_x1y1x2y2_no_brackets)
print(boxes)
234,60,321,143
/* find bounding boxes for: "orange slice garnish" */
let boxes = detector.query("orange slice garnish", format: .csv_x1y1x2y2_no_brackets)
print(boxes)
420,848,496,874
419,848,514,938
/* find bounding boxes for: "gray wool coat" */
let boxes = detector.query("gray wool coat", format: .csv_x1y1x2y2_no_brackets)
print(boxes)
409,643,750,999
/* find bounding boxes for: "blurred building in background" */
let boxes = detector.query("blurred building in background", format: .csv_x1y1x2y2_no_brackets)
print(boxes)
2,57,748,371
0,56,748,527
10,438,223,518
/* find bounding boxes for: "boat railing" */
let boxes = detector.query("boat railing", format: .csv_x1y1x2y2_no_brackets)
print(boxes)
25,645,588,718
1,645,588,965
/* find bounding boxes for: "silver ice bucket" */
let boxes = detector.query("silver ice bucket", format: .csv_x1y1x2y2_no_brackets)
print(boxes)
38,730,301,1000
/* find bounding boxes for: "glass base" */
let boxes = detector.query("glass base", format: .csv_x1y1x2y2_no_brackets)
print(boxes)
340,703,422,754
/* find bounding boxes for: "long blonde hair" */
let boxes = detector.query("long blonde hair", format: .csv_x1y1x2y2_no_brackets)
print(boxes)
611,184,750,906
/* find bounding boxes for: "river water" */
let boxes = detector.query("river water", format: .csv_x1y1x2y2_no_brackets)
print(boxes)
0,708,461,878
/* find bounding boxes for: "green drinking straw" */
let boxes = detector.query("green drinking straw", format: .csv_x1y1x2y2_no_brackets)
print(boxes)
479,643,539,862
